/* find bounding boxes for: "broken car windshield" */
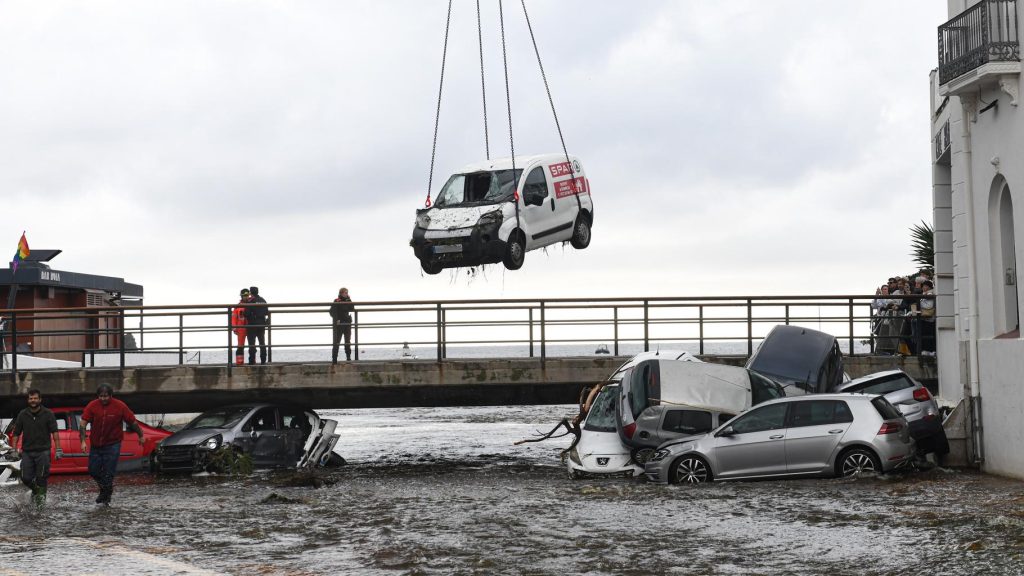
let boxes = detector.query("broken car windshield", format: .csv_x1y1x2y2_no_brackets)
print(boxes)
435,169,522,207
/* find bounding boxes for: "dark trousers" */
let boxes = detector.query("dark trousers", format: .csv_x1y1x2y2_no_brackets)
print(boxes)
247,326,267,364
332,322,352,362
89,442,121,491
21,449,50,489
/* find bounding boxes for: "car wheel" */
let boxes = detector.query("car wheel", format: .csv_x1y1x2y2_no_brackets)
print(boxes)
503,231,525,270
838,448,880,477
420,258,442,275
669,455,711,484
630,447,654,466
570,214,591,249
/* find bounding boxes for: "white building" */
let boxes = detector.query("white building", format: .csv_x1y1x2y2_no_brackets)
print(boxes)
932,0,1024,479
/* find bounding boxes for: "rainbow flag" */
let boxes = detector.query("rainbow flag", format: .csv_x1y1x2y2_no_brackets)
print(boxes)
11,232,29,274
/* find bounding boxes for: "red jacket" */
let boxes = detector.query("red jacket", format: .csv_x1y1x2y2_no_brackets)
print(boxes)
232,305,247,334
81,397,138,448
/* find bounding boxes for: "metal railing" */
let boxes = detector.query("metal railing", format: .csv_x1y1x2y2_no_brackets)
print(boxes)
939,0,1020,84
0,294,933,380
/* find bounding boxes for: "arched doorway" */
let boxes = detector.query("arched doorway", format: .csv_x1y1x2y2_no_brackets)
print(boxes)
989,178,1018,336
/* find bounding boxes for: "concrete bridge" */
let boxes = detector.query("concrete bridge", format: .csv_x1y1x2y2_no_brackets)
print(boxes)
0,354,937,417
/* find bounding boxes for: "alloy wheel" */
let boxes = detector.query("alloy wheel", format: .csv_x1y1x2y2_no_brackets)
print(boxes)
673,457,709,484
841,451,878,477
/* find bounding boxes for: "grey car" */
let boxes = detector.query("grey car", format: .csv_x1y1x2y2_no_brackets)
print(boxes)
836,369,949,456
155,403,340,474
644,394,914,484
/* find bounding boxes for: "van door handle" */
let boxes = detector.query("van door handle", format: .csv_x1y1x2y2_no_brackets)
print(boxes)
828,429,844,434
769,434,784,440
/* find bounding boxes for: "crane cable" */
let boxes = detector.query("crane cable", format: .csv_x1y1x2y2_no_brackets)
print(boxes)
498,0,522,233
520,0,582,212
424,0,454,209
476,0,490,161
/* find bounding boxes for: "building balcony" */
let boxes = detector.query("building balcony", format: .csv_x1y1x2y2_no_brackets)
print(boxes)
938,0,1020,102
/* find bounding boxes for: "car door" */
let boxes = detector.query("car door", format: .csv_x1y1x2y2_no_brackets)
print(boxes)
243,407,288,467
710,403,789,479
50,410,76,474
280,408,312,466
784,400,853,474
520,165,570,249
65,411,90,473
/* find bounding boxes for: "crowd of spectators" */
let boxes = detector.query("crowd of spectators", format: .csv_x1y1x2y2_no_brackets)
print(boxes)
871,273,936,356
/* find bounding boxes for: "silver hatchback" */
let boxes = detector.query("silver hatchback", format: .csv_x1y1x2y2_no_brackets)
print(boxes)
644,394,914,484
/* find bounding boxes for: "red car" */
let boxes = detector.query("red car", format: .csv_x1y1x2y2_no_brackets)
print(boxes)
4,406,172,474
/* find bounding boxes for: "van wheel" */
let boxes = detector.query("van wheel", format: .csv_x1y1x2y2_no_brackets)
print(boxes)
838,448,880,477
669,455,711,484
503,232,525,270
420,259,442,275
570,214,591,249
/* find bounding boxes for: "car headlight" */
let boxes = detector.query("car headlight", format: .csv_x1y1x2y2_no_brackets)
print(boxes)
197,435,222,451
416,211,431,228
475,209,503,228
650,449,672,462
568,447,582,465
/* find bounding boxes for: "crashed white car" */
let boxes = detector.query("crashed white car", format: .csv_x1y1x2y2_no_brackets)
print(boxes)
567,350,701,479
0,434,21,488
410,154,593,274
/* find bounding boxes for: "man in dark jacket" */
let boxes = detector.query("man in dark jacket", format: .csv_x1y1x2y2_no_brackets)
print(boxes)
245,286,270,364
11,388,61,504
330,287,354,364
80,384,145,505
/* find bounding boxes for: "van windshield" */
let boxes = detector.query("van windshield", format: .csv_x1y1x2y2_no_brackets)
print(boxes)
435,169,522,207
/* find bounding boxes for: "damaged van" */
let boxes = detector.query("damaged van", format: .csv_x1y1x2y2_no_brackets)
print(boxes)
411,154,593,274
616,359,786,464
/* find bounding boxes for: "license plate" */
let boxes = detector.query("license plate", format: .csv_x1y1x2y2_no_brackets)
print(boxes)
433,244,462,254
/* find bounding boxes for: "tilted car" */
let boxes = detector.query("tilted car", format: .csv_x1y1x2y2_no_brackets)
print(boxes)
4,406,172,474
410,154,593,274
0,434,21,487
155,403,340,474
616,359,786,463
836,369,949,456
644,394,915,484
745,325,846,395
566,350,701,479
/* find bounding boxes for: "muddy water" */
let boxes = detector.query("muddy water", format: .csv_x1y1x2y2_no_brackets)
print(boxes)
1,405,1023,576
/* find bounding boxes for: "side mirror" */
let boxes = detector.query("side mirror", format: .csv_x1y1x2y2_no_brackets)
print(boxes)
716,426,736,438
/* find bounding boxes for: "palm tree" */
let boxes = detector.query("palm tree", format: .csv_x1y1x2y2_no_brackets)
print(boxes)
910,220,934,277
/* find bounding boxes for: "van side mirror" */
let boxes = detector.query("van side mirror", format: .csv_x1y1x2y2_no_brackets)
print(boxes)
716,426,736,438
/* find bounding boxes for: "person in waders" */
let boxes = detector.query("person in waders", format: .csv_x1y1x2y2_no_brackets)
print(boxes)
10,388,60,505
233,288,250,365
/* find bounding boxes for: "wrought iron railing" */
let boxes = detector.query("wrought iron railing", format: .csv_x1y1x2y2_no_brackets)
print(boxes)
0,294,933,380
939,0,1020,84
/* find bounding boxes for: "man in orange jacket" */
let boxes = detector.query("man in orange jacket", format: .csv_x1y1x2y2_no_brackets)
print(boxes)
232,288,249,365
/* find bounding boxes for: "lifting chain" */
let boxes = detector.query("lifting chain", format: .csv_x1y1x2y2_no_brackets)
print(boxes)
425,0,454,209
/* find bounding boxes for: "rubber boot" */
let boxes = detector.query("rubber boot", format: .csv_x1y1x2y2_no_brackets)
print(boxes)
32,486,46,506
235,355,243,365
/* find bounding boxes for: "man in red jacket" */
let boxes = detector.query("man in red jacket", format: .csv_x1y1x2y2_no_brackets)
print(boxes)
79,384,145,505
232,288,250,365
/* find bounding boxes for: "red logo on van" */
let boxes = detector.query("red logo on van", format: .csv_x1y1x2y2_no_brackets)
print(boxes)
549,162,573,178
554,177,589,198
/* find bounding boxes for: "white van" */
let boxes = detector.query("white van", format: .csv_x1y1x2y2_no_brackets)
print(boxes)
411,154,593,274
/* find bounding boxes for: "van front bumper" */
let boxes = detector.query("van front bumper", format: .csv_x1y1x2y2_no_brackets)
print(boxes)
411,223,507,269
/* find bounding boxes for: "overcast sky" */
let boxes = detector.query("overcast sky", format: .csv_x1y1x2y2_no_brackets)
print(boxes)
0,1,949,307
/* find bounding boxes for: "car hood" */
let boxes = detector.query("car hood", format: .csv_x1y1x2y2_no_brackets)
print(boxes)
577,429,630,457
658,432,710,451
160,428,229,447
422,206,501,230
